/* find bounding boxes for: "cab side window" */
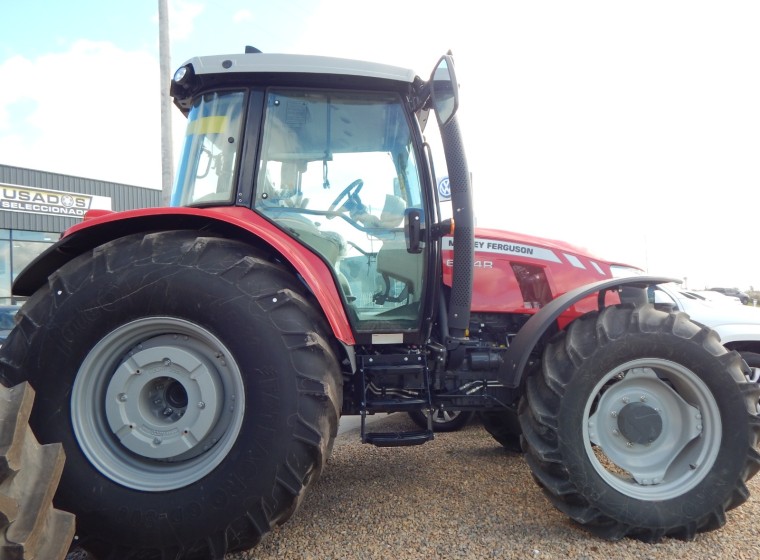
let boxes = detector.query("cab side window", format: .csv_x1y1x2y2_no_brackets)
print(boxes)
254,89,427,332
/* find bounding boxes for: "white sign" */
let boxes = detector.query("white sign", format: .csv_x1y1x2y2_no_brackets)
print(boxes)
437,176,451,201
0,183,112,218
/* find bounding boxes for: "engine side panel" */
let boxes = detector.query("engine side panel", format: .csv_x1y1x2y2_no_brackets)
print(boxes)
442,229,624,326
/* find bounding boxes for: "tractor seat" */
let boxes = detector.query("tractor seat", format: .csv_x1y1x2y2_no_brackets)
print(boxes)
372,196,421,299
264,210,345,265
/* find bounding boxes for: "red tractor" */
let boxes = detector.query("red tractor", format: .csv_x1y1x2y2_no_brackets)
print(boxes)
0,48,758,559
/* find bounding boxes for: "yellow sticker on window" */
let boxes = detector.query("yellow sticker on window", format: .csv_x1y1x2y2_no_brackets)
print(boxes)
186,116,228,135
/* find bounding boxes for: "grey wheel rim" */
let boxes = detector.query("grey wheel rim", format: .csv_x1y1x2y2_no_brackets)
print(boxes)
71,317,245,491
427,409,463,424
583,358,721,500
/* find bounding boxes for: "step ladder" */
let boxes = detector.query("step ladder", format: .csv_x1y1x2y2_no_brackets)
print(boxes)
358,353,434,447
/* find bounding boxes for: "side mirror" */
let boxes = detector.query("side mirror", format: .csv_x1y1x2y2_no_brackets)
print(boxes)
430,55,459,126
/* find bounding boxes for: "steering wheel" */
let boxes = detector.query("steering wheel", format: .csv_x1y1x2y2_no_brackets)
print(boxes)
327,179,364,217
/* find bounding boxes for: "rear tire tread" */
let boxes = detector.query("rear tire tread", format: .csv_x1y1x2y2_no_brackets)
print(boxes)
0,232,342,559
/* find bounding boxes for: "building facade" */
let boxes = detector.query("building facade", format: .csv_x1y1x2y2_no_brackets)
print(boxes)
0,164,161,304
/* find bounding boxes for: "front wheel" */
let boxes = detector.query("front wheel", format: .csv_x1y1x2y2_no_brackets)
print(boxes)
479,408,522,452
0,231,342,559
520,304,760,541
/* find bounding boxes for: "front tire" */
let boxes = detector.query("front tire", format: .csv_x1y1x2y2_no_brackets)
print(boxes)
0,231,342,558
520,304,760,541
479,408,522,452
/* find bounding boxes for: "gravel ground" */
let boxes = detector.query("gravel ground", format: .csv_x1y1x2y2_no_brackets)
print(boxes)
227,413,760,560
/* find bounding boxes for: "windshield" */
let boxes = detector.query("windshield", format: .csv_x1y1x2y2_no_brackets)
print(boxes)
255,88,427,332
171,91,245,206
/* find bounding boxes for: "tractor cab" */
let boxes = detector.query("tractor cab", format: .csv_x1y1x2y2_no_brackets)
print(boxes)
169,52,469,343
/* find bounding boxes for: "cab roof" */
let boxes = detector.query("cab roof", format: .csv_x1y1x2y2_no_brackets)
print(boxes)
179,52,418,83
171,51,423,115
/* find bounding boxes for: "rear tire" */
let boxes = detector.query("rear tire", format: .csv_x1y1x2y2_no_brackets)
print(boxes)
520,304,760,541
0,231,342,559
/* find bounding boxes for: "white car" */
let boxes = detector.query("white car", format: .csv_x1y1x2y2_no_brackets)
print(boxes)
654,284,760,384
682,289,743,306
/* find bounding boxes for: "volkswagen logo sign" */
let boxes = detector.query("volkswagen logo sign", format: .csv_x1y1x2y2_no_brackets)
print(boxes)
437,177,451,201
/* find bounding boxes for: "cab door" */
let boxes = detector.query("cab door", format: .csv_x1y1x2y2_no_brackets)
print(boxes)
253,88,432,344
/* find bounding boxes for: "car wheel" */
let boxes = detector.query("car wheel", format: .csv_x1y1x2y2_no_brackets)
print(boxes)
407,409,473,432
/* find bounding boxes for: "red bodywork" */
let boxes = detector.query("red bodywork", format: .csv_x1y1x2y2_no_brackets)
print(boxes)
67,207,355,345
442,227,631,329
61,209,632,342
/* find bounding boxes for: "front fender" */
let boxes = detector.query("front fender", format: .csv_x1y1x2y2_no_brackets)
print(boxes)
13,206,356,345
499,275,679,388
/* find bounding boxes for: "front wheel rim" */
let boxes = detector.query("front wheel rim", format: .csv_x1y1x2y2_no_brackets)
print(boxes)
71,317,245,491
583,358,721,501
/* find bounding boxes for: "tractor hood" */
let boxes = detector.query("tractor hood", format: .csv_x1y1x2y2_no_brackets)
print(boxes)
442,227,636,315
471,226,614,261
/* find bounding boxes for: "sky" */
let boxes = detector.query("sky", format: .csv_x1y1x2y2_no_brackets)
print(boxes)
1,1,759,291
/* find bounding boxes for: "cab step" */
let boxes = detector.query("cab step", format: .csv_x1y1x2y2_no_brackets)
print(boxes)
357,352,435,447
363,429,434,447
363,398,429,412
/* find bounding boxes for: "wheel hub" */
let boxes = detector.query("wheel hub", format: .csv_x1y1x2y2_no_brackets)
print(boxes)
616,401,663,445
586,364,719,495
71,315,246,492
105,343,223,460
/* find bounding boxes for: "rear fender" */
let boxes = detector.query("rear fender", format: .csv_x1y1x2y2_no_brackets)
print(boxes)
13,207,355,345
499,275,679,388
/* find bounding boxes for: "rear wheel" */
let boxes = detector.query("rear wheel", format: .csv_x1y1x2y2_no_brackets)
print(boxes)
520,304,760,541
0,231,342,559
